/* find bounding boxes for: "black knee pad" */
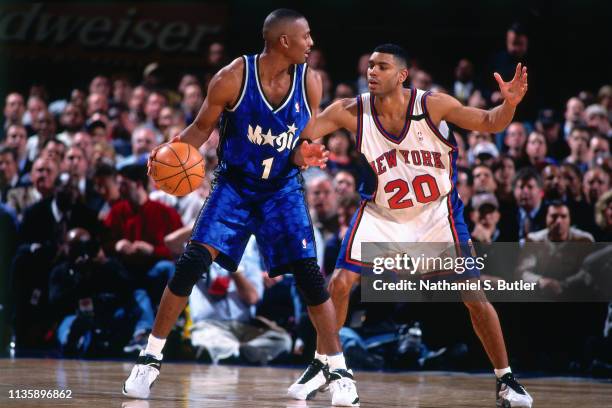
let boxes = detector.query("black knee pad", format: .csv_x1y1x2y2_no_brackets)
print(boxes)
168,243,212,297
292,258,330,306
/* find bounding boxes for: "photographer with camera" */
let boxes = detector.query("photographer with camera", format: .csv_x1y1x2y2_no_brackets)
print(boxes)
49,228,155,356
10,176,99,349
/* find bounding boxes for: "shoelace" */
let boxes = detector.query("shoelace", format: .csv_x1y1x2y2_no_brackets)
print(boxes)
500,375,526,395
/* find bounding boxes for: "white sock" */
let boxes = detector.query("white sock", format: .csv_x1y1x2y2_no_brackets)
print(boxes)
144,334,166,360
328,353,347,371
494,367,512,378
314,351,328,364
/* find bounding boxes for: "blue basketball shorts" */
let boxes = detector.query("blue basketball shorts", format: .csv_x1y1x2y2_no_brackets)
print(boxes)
191,175,317,274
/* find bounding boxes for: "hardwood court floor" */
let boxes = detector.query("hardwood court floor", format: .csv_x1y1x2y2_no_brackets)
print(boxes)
0,358,611,407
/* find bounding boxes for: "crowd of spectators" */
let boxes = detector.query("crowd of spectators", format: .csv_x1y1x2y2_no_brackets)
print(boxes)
1,25,611,375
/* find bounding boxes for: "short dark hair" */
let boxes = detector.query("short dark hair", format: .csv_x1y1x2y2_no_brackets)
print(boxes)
263,8,305,35
570,125,592,137
6,123,26,135
591,133,610,146
560,162,583,178
119,164,148,189
547,200,570,220
94,162,117,179
86,120,106,133
42,137,66,149
62,102,84,115
0,145,17,162
547,200,568,210
373,43,410,68
491,154,515,174
457,166,473,186
513,167,543,189
148,90,167,100
473,163,493,174
508,22,528,37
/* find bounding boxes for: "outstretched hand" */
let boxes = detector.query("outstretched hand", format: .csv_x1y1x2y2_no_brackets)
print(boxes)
493,63,528,107
300,140,329,169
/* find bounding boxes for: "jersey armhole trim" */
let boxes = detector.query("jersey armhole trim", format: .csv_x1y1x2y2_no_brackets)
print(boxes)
422,90,456,151
302,64,312,118
356,95,363,152
226,55,248,112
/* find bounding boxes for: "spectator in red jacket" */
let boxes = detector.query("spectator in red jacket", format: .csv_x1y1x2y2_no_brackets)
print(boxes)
104,164,182,303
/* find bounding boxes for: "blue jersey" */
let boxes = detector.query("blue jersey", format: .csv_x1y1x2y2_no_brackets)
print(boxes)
217,54,312,191
191,55,316,273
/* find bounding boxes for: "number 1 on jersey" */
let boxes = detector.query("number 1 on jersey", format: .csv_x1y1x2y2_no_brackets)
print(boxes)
261,157,274,179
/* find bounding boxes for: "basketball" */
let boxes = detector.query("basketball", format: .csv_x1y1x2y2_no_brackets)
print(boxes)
149,142,205,196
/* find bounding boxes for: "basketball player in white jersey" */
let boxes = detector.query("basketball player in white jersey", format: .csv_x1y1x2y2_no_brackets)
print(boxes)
289,44,533,407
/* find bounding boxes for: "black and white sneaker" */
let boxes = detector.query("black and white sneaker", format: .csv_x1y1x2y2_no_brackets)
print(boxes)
287,359,330,400
122,351,162,399
329,369,359,407
496,373,533,407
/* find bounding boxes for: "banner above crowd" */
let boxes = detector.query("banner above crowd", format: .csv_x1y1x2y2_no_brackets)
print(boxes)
0,2,228,67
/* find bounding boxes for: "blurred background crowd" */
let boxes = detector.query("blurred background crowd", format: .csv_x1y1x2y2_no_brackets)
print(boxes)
0,2,611,377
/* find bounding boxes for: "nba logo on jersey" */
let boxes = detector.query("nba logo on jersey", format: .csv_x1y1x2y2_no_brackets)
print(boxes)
295,102,300,112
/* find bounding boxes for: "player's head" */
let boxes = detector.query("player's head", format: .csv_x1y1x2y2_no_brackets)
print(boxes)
368,44,410,95
263,9,313,64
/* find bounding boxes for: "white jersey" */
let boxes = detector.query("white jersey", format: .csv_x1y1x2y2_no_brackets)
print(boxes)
356,89,455,222
337,89,471,273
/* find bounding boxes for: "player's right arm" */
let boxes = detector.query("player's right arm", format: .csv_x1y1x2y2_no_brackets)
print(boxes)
147,58,243,177
178,58,244,147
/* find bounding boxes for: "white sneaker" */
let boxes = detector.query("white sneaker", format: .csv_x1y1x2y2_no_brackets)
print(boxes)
329,369,359,407
496,373,533,407
122,351,162,399
287,359,329,400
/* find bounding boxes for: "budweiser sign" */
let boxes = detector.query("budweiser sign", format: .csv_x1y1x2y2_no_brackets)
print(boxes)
0,2,228,65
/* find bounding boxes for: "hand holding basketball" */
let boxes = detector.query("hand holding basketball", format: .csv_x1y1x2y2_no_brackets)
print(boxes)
149,141,205,196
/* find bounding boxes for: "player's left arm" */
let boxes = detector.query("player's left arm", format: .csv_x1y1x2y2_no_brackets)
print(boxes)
292,67,328,168
431,63,528,133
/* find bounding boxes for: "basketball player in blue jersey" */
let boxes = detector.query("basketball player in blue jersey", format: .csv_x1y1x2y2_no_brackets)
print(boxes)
291,44,533,407
123,9,359,406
